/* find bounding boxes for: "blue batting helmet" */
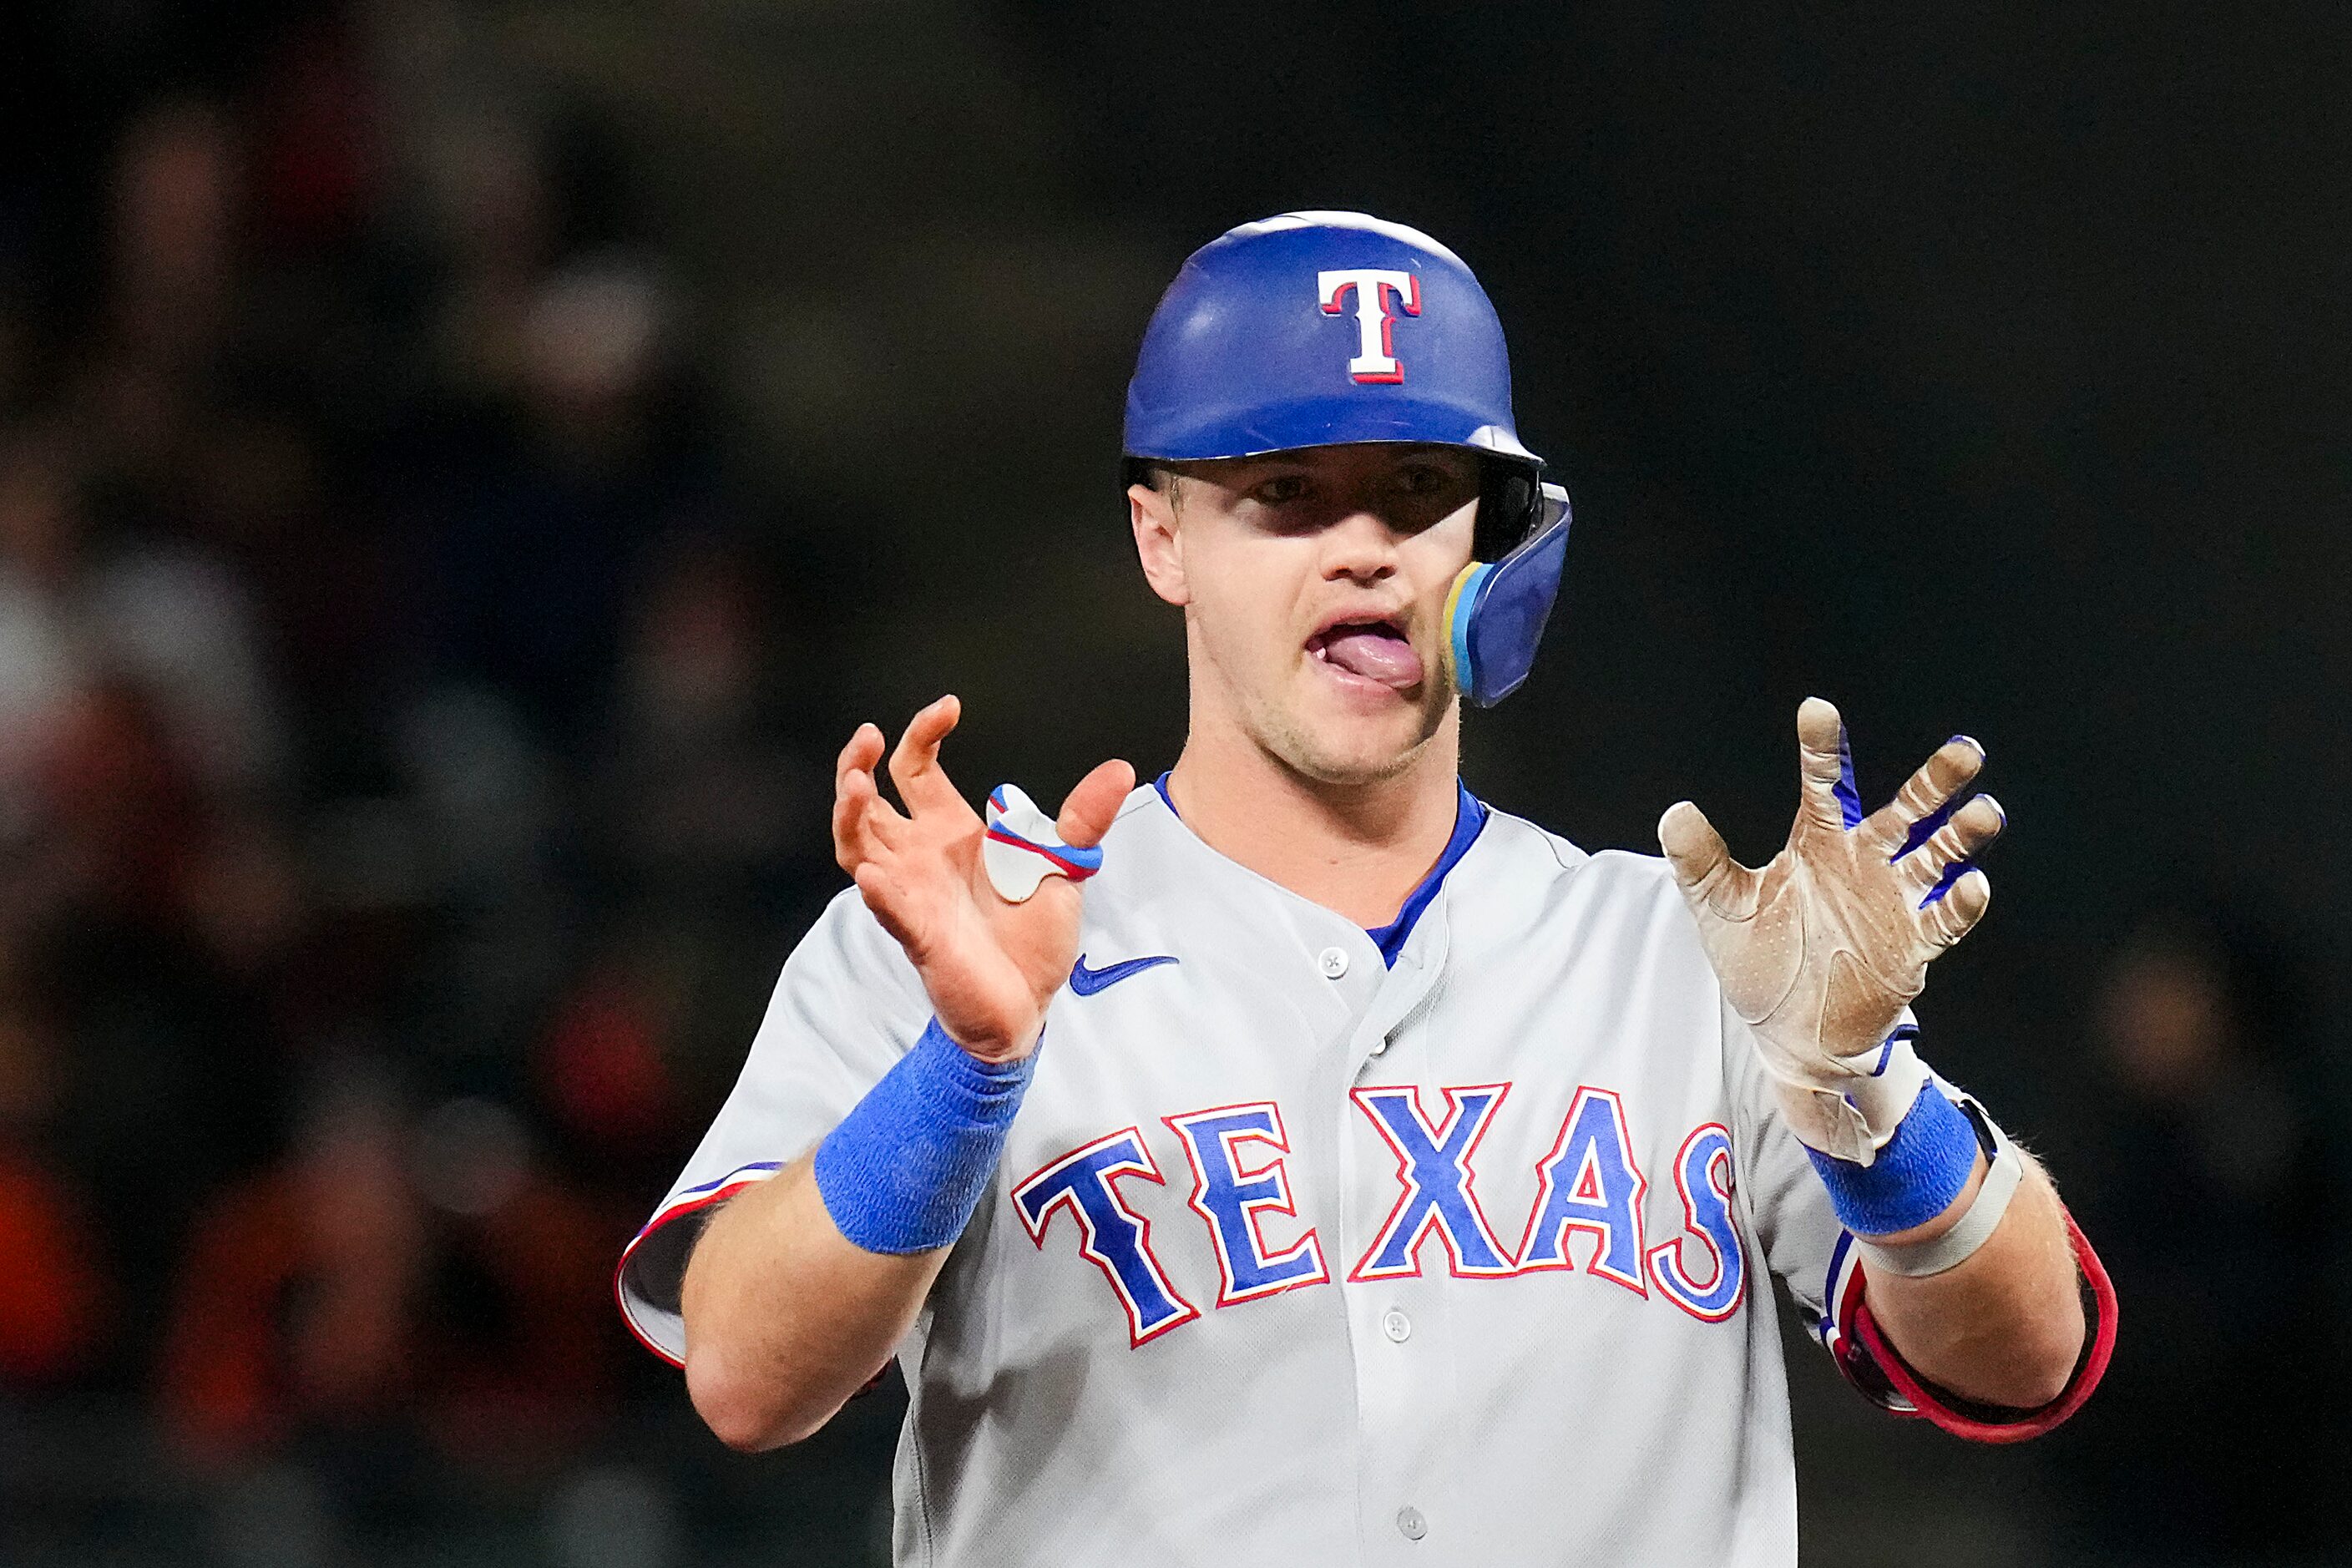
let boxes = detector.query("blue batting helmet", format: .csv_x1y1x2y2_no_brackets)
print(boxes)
1122,211,1571,707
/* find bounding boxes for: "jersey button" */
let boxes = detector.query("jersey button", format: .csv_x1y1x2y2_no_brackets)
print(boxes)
1381,1308,1411,1343
1396,1505,1428,1541
1318,946,1350,979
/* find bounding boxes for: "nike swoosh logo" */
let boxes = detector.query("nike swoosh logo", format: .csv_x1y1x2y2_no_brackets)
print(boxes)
1069,953,1179,996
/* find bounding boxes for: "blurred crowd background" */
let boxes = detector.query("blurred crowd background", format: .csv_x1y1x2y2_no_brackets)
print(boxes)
1,2,2345,1565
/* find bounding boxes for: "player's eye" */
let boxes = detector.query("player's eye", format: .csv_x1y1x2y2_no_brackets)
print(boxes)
1252,474,1310,505
1396,463,1467,497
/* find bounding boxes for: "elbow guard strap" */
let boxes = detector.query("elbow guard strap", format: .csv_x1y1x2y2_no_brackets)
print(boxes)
812,1019,1034,1255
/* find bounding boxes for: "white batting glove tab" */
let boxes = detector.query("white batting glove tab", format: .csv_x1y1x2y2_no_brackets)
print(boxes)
1658,698,2004,1166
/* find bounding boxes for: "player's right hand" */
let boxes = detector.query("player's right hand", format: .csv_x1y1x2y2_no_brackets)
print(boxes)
832,695,1134,1065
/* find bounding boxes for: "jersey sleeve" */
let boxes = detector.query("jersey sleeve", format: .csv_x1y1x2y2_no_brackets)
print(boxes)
614,887,932,1365
1722,996,2116,1441
1721,992,1865,1368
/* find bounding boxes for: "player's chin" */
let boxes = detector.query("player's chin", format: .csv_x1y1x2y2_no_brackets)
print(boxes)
1283,676,1449,783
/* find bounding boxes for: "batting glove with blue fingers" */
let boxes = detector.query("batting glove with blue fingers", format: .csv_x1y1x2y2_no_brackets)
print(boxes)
1658,698,2002,1166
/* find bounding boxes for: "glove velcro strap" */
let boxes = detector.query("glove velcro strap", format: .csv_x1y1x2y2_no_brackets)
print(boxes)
1805,1080,1978,1236
813,1019,1034,1255
1854,1110,2023,1277
1769,1019,1931,1165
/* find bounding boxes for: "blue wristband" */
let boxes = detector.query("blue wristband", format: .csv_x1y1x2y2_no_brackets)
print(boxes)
812,1019,1035,1254
1804,1081,1980,1236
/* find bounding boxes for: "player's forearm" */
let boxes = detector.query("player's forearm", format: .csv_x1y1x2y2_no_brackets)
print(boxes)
680,1156,945,1451
1859,1152,2084,1409
680,1009,1038,1450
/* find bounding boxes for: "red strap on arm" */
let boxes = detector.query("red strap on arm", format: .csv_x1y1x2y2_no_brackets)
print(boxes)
1851,1206,2117,1444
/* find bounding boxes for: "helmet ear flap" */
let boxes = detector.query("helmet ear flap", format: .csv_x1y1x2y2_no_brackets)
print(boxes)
1474,458,1544,561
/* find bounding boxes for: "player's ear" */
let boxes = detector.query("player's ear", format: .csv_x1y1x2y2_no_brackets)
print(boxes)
1129,482,1190,608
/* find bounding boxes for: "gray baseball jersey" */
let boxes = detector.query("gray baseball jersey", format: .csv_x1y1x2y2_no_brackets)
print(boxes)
618,780,1941,1565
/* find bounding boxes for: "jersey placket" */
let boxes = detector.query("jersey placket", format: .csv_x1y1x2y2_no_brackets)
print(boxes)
1334,892,1475,1562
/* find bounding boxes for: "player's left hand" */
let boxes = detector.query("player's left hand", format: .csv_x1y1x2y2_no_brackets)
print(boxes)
834,695,1135,1065
1657,698,2002,1161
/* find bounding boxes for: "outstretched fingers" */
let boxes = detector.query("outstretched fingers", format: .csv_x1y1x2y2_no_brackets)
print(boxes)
887,695,969,821
1057,757,1137,849
1904,793,2006,888
1659,800,1761,921
1862,735,1986,855
832,722,906,873
1794,696,1864,831
1921,864,1993,948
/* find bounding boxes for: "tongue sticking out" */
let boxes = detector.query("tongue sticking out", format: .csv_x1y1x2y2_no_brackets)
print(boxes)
1318,626,1424,690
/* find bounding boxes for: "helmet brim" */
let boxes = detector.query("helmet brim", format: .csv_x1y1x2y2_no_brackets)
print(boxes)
1123,393,1539,469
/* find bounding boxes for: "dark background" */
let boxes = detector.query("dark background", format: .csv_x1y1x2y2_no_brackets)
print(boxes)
1,2,2344,1563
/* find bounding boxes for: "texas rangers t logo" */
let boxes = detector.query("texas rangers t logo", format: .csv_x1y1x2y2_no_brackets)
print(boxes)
1318,267,1422,383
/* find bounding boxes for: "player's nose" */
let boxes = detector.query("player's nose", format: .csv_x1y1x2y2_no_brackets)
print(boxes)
1318,505,1403,584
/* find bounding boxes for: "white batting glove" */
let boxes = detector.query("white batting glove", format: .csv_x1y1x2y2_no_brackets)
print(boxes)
1658,698,2003,1165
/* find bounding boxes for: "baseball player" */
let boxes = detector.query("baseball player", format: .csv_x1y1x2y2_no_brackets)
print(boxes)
617,212,2114,1565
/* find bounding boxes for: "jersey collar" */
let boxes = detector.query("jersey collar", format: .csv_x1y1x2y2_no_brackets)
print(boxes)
1149,770,1490,969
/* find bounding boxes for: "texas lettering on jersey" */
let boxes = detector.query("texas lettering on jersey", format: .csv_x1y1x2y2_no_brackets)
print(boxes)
1012,1084,1746,1347
618,797,1952,1565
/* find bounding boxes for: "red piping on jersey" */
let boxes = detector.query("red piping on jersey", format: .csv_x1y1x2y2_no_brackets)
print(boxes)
612,1170,782,1368
1850,1206,2116,1444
